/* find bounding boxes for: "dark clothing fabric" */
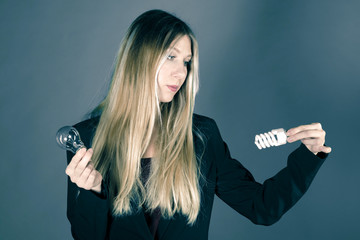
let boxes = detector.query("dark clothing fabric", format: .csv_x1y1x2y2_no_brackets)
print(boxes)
140,158,161,239
66,114,329,240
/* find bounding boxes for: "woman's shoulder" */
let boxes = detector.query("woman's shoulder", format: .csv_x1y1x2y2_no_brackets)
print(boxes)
72,116,100,146
73,116,100,131
192,113,219,137
193,113,215,125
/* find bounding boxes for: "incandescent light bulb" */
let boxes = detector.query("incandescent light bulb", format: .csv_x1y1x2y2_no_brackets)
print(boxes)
56,126,85,153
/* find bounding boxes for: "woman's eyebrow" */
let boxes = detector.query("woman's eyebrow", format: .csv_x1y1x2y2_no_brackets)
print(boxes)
172,47,192,58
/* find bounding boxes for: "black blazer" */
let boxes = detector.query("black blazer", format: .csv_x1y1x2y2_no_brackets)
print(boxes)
66,114,328,240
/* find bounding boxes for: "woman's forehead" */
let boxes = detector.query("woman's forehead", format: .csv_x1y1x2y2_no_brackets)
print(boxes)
169,35,192,56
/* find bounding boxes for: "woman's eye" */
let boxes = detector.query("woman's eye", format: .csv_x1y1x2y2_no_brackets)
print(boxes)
167,55,175,60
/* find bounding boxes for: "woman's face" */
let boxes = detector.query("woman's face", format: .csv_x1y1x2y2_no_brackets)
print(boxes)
157,35,192,103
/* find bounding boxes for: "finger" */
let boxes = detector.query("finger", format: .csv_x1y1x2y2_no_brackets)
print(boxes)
77,166,93,188
93,171,103,190
74,149,93,177
300,138,325,146
83,169,102,191
307,144,332,155
287,123,322,136
85,170,97,190
321,146,332,153
287,129,325,143
70,164,92,184
66,148,87,176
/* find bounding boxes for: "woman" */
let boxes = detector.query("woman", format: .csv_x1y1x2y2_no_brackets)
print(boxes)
65,9,331,240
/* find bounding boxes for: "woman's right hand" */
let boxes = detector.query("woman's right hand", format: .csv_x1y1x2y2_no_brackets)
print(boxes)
65,148,103,194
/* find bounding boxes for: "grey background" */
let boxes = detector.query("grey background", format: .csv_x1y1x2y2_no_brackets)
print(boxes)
1,0,359,239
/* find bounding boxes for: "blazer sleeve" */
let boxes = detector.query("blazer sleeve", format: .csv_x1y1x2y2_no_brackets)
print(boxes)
66,148,110,239
209,119,329,226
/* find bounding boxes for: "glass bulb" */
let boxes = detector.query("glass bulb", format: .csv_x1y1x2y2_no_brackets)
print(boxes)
56,126,85,153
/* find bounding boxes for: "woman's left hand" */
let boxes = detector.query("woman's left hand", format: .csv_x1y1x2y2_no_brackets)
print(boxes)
286,123,332,155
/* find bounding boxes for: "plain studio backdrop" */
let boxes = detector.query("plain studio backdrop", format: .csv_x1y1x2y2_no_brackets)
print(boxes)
0,0,359,239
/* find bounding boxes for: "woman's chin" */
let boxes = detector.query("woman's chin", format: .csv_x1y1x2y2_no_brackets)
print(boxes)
159,96,174,103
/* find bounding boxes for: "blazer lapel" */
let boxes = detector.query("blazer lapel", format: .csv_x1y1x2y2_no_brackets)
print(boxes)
157,212,188,240
128,209,154,239
156,217,172,240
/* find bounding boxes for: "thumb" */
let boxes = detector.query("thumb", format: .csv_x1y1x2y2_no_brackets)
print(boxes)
321,146,332,153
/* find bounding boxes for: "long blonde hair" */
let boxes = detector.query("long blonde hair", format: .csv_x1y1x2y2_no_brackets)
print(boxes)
91,10,202,225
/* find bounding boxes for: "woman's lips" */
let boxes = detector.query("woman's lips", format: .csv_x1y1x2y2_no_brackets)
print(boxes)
167,85,178,92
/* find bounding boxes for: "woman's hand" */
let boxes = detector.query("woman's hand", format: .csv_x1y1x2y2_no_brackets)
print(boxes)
65,148,103,193
286,123,332,155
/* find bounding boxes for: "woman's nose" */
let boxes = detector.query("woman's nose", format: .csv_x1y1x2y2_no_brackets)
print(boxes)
173,63,187,80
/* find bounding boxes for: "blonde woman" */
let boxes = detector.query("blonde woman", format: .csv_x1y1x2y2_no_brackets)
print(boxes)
65,10,332,240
